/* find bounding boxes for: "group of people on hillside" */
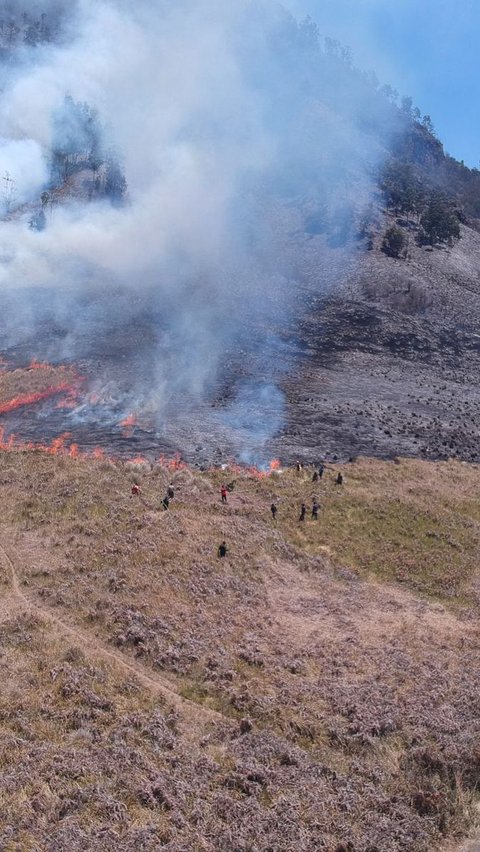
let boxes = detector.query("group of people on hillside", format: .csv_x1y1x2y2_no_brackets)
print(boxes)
131,481,175,510
131,461,344,559
298,461,343,486
268,497,320,523
217,462,345,555
270,498,319,522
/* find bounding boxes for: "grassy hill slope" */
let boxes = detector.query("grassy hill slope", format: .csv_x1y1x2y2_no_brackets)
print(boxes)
0,451,478,851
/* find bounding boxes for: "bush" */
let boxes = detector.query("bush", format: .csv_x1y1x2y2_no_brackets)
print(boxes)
419,197,460,246
382,226,407,258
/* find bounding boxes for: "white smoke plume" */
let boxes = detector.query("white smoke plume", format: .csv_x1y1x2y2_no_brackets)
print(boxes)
0,0,394,461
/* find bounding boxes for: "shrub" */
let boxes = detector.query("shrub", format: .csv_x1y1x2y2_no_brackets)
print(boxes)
382,225,407,258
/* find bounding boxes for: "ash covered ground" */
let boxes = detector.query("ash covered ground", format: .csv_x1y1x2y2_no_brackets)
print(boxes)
2,218,480,467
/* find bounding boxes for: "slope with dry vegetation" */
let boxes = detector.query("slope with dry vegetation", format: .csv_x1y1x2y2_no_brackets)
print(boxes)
0,451,478,851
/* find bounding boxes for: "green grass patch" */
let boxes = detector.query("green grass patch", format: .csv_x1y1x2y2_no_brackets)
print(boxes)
287,495,479,602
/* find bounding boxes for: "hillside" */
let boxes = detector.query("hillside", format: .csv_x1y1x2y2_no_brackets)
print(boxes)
0,209,480,467
1,8,480,848
1,1,480,467
273,212,480,465
0,450,479,850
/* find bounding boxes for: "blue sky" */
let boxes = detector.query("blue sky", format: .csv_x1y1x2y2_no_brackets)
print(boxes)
288,0,479,167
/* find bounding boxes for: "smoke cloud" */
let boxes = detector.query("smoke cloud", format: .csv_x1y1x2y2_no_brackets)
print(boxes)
0,138,48,208
0,0,393,462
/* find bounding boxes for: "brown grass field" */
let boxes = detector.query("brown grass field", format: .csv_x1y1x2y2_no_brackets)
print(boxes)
0,451,478,851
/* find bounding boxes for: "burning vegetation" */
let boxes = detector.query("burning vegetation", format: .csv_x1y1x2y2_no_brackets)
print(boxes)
0,361,81,415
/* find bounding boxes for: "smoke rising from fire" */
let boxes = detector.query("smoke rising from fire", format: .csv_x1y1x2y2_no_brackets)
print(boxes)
0,0,392,462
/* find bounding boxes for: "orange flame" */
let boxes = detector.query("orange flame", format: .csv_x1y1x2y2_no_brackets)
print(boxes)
0,427,282,480
120,413,137,437
28,358,49,370
56,387,82,409
0,427,112,463
0,384,79,415
121,414,137,428
156,452,187,471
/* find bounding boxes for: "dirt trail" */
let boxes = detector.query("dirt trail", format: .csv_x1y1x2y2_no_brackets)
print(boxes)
0,544,222,737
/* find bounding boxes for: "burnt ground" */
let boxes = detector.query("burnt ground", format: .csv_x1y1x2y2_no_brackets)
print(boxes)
273,298,480,465
1,214,480,465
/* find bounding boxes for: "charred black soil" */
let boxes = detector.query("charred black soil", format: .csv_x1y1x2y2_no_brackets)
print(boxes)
2,218,480,466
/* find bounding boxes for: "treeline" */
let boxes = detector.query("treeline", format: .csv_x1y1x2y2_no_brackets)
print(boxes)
244,9,480,247
275,14,480,228
5,3,480,241
50,95,127,205
380,160,461,255
0,7,61,50
377,111,480,256
387,114,480,223
28,94,127,229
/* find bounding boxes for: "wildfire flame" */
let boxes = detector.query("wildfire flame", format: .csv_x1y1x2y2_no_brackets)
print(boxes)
156,453,187,472
0,425,283,480
0,358,284,477
0,384,79,415
121,414,137,428
0,360,84,416
120,413,137,437
55,386,82,409
28,358,49,370
0,427,108,461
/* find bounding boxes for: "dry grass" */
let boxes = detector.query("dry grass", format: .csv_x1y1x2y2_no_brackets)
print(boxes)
0,451,478,850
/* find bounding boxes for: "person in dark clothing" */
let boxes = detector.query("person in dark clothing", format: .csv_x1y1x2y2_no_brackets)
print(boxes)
336,472,343,486
296,460,303,472
318,463,325,479
299,502,306,522
167,484,174,499
221,485,228,503
131,484,141,496
312,470,319,483
312,500,319,520
218,541,228,558
271,502,277,520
